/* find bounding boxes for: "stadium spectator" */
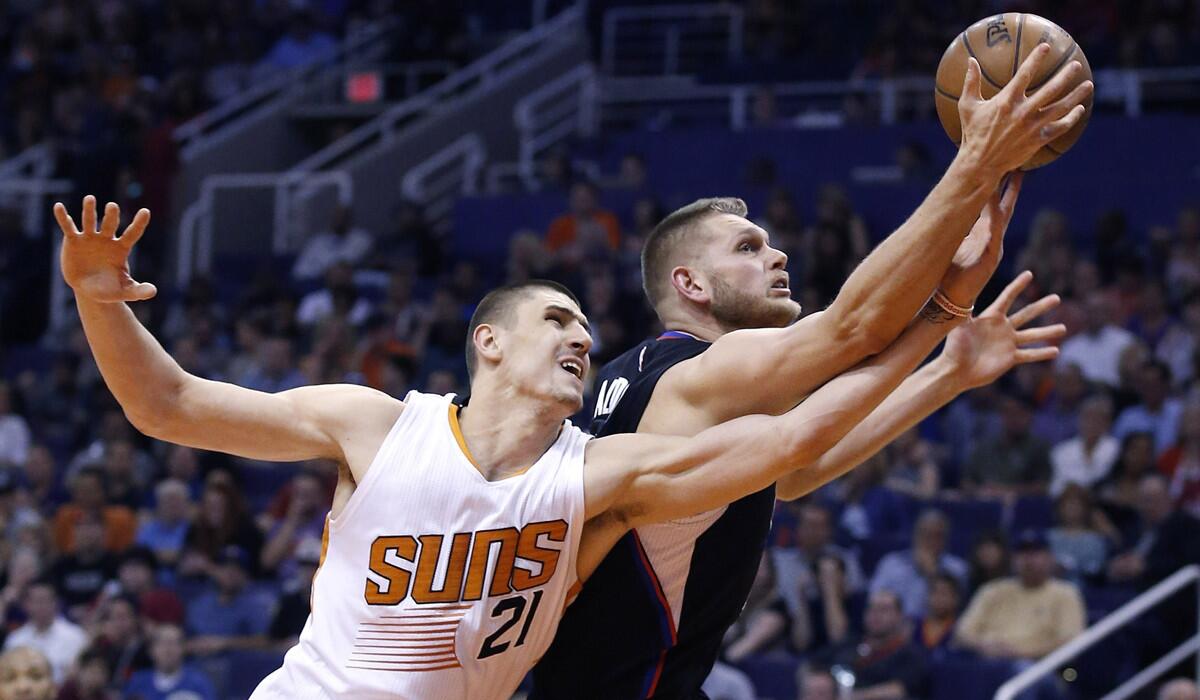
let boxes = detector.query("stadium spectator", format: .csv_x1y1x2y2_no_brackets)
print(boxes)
1047,484,1112,582
881,428,940,500
3,582,87,682
963,395,1052,497
956,530,1086,660
55,646,112,700
98,440,145,511
1101,432,1158,517
124,624,215,700
260,471,329,581
723,554,790,662
49,514,117,619
912,572,961,660
184,547,270,657
90,595,149,685
134,481,193,568
0,383,30,469
869,510,968,618
235,336,306,394
0,547,43,629
1058,293,1138,388
180,481,263,581
1113,360,1184,455
1050,393,1120,496
1033,363,1089,447
1160,403,1200,516
267,549,320,649
52,469,136,554
291,204,374,282
1107,474,1200,587
0,646,55,700
544,181,621,257
773,503,865,646
941,385,1003,469
811,590,929,699
20,445,64,517
1159,294,1200,387
259,10,338,72
967,530,1012,595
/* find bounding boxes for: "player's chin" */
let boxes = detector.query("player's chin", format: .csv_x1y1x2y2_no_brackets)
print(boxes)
764,297,802,325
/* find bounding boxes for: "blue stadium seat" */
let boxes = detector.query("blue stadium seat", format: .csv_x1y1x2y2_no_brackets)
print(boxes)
1010,496,1055,535
930,656,1014,700
735,653,799,700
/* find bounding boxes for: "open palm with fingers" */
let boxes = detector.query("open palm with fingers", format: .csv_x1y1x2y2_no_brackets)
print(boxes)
943,271,1066,390
55,196,156,303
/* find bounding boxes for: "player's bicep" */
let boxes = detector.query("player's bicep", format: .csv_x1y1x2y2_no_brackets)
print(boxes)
159,379,396,463
664,312,862,420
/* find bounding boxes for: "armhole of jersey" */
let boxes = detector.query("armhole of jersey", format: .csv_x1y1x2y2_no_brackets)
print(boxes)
328,390,424,532
564,430,591,593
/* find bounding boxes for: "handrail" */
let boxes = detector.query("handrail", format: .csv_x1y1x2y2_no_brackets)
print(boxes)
291,3,582,176
602,3,744,75
172,20,394,160
995,564,1200,700
512,63,597,188
0,143,54,179
400,133,486,224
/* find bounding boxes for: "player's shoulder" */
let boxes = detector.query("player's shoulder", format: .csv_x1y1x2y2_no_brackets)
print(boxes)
599,333,711,380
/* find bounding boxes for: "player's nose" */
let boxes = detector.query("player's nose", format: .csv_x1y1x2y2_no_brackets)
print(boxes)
768,246,788,270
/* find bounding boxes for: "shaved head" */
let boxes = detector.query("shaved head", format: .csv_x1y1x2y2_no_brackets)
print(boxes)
465,280,581,379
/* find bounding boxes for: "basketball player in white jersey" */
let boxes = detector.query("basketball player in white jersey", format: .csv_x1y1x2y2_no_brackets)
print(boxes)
54,196,1059,700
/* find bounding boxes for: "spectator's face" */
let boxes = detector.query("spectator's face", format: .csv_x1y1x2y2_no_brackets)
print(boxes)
797,507,832,553
167,446,198,482
914,516,948,554
201,488,229,526
260,338,293,374
105,440,137,480
1138,365,1168,407
293,475,323,517
1138,477,1174,525
973,540,1008,577
216,561,247,594
1180,406,1200,444
22,448,54,487
928,578,960,619
863,591,904,638
158,486,190,523
76,659,108,693
1001,398,1032,438
1079,401,1113,442
1014,549,1052,586
1122,435,1155,476
1160,679,1200,700
150,626,185,673
72,474,105,509
1083,295,1111,333
568,184,597,216
73,518,104,553
102,599,138,641
0,647,55,700
1056,490,1088,528
119,561,153,594
798,672,836,700
1056,365,1086,405
23,586,56,627
697,214,800,332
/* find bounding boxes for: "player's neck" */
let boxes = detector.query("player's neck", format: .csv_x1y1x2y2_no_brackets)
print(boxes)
660,308,726,342
456,382,564,480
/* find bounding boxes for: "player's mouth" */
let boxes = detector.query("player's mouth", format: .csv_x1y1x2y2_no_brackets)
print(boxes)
768,276,790,296
558,356,585,380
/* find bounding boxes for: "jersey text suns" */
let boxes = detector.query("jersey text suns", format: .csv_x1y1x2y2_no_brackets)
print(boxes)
364,519,568,605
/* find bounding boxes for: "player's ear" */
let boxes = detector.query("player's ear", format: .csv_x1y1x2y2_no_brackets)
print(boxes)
474,323,503,368
670,265,710,305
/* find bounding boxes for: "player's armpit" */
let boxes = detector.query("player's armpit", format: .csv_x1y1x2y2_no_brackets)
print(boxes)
658,310,871,423
144,379,403,474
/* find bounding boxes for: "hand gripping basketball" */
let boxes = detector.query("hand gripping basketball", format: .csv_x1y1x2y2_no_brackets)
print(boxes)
55,196,157,304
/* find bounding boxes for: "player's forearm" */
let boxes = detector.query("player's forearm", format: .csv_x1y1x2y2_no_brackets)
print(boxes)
827,155,997,346
75,296,191,430
777,356,964,500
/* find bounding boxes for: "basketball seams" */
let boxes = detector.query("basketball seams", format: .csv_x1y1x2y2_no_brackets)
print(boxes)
1012,13,1026,78
934,84,960,100
960,32,1003,89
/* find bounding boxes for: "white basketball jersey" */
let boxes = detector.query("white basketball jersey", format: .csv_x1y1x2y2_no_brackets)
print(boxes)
251,391,590,700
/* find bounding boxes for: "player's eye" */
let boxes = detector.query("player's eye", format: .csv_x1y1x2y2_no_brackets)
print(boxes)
738,242,754,252
546,314,563,326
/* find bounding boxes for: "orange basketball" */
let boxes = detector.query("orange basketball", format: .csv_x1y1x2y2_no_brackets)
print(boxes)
934,13,1094,170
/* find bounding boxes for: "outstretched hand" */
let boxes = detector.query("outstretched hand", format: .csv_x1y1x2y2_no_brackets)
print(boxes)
55,196,156,303
940,172,1024,307
957,44,1093,179
942,271,1065,390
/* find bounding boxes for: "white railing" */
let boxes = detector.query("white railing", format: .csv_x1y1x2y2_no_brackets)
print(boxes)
172,20,394,161
291,3,583,176
602,3,743,76
507,63,598,189
0,143,55,179
176,171,352,284
0,179,74,238
995,565,1200,700
401,133,486,226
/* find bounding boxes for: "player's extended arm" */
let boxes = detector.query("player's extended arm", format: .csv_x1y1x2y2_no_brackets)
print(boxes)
55,197,400,467
776,272,1064,500
662,47,1091,422
587,298,968,526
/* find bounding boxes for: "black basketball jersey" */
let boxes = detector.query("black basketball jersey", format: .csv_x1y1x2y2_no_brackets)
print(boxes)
530,332,777,699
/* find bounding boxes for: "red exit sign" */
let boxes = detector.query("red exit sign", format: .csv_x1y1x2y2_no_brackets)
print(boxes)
345,71,382,103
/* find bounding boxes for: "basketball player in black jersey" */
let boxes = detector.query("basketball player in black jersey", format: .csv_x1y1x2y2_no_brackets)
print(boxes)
533,46,1093,699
